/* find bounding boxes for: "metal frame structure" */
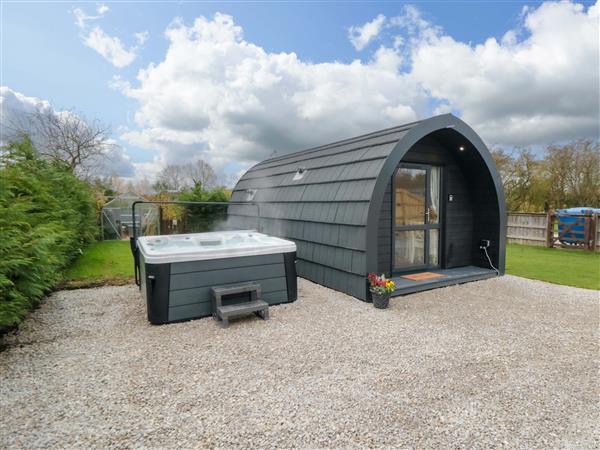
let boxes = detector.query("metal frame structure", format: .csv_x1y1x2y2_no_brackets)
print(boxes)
101,193,149,240
130,200,261,286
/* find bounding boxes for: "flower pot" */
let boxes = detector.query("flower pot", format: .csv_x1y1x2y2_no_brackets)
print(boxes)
370,291,390,309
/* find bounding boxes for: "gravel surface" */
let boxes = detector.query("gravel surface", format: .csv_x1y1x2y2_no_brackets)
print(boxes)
1,275,598,449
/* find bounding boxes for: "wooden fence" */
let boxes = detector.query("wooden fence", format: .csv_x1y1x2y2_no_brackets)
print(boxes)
507,212,600,249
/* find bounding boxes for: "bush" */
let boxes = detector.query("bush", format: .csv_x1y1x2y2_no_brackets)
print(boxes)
0,138,96,333
178,185,230,232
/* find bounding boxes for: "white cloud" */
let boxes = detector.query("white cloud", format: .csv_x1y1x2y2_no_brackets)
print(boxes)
114,2,599,182
348,14,386,51
74,8,97,29
72,6,147,68
0,86,52,125
134,31,149,45
97,4,109,15
389,5,441,44
73,5,107,29
115,13,423,174
407,0,600,145
0,86,135,177
84,26,137,68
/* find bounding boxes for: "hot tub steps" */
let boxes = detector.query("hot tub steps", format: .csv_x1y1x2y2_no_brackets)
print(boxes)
211,282,269,328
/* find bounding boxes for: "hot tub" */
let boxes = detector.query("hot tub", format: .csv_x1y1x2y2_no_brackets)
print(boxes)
136,230,297,324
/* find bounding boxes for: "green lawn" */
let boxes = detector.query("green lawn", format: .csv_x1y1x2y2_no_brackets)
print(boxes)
64,240,134,288
506,243,600,290
64,240,599,291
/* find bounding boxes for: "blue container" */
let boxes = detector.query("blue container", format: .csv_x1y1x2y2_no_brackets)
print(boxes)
555,208,600,245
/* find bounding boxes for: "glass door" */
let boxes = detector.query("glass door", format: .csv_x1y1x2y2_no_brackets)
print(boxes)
393,164,441,272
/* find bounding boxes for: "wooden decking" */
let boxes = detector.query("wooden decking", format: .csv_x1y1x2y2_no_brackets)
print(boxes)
391,266,497,296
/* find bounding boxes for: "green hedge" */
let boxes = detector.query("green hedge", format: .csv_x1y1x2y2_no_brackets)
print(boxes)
0,138,96,333
179,185,230,232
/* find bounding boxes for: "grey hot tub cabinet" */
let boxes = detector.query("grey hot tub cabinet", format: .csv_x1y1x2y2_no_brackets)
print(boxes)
139,251,297,324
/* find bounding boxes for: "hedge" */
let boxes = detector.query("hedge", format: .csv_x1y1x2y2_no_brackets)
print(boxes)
0,138,96,333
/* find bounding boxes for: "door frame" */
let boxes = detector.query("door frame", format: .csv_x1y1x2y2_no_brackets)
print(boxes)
391,162,443,274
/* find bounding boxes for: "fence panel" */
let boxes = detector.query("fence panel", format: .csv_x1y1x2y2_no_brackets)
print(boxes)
507,212,600,249
507,213,548,246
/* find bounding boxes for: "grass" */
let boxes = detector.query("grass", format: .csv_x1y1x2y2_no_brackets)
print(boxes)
506,243,600,290
63,240,134,288
63,240,599,291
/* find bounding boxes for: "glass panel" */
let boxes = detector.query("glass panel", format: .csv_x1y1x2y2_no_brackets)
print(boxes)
428,166,441,224
395,230,424,268
429,229,439,266
395,168,426,225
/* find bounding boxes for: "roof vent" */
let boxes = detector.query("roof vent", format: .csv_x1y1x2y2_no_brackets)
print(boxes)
245,189,257,201
293,167,307,181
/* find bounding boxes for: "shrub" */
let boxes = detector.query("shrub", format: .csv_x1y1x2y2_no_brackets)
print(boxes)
178,185,230,232
0,138,96,333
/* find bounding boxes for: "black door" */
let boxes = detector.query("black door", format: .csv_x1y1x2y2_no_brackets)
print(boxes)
392,164,442,272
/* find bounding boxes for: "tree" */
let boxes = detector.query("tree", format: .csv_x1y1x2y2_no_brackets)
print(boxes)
492,147,546,212
179,185,230,232
154,159,218,192
491,147,517,196
0,137,96,332
544,140,600,209
154,164,187,192
184,159,217,190
492,140,600,212
6,110,117,178
508,148,546,212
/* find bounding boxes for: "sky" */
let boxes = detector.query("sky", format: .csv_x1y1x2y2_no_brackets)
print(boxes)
1,1,599,185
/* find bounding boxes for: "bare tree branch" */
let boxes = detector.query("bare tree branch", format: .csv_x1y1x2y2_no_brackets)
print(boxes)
3,110,118,179
154,159,218,192
184,159,217,190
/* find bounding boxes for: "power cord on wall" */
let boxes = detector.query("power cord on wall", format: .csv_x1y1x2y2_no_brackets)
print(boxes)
482,246,500,276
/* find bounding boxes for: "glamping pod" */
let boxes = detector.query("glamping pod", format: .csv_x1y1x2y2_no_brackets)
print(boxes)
228,114,506,300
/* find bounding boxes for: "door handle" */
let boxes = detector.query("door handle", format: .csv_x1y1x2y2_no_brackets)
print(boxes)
425,209,430,223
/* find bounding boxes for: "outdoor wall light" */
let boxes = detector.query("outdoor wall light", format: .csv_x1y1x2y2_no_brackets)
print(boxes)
293,167,307,181
459,146,465,151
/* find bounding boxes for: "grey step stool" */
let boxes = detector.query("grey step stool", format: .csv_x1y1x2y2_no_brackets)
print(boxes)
210,282,269,328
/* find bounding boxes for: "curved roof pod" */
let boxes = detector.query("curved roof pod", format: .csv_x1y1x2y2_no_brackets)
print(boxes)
365,114,506,276
229,114,506,300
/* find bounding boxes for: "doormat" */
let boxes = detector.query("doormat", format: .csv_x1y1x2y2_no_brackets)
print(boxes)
401,272,446,281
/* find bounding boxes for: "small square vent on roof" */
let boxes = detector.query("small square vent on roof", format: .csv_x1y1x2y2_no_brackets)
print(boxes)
293,167,307,181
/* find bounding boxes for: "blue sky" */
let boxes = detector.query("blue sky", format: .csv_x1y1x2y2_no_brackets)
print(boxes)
2,1,598,182
3,2,532,122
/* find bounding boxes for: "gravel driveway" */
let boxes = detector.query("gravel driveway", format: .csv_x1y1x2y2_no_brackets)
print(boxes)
1,275,598,449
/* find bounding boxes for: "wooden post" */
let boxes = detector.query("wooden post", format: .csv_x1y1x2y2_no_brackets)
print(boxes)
545,211,555,248
590,212,598,252
100,209,105,241
158,206,163,235
582,217,590,251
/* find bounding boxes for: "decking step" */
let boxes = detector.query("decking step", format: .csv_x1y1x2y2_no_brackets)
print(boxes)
217,299,269,316
211,282,269,328
212,282,261,297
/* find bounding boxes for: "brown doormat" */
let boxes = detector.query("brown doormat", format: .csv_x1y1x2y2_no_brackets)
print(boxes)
401,272,446,281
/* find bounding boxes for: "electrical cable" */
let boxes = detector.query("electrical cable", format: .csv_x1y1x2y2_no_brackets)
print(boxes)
483,246,500,275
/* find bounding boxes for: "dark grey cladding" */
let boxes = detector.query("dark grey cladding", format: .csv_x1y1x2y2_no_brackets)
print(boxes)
229,114,506,300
